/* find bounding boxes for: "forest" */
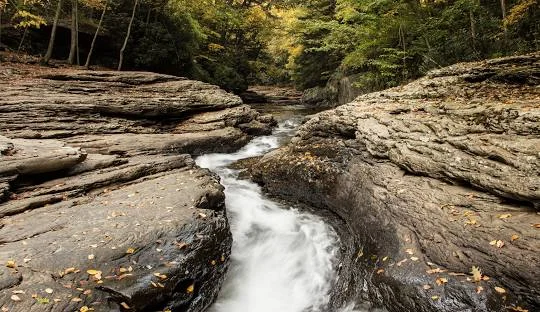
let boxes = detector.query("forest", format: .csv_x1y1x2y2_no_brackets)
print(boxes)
0,0,538,93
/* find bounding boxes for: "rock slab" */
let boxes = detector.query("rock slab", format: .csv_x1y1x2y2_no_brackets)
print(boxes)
251,53,540,312
0,66,276,311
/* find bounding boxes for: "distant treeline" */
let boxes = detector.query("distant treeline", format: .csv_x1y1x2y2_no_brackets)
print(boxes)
0,0,537,93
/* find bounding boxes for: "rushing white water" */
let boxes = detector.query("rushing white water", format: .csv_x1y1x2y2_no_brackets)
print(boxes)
196,119,343,312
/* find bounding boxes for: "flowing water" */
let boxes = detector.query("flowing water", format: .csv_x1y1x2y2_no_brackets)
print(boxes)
196,111,348,312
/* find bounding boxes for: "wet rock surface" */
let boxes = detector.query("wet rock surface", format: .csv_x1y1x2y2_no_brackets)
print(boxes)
0,66,275,311
250,54,540,312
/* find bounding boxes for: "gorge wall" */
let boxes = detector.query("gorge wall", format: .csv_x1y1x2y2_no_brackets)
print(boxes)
251,53,540,312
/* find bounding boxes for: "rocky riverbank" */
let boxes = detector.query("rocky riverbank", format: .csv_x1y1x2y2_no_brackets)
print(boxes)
249,54,540,312
0,65,276,311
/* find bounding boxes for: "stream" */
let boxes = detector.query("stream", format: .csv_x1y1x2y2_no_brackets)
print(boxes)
196,106,353,312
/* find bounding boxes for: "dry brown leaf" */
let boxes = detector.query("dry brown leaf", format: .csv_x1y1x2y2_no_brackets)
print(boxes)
120,302,131,309
496,240,505,248
126,248,135,254
376,269,385,274
510,306,528,312
436,277,448,286
476,286,484,294
186,284,195,294
71,297,83,302
511,234,519,241
423,284,431,290
426,268,446,274
405,248,414,255
64,267,76,275
498,214,512,219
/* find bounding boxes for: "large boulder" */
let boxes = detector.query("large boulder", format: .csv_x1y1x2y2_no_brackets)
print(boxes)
0,66,275,311
250,53,540,311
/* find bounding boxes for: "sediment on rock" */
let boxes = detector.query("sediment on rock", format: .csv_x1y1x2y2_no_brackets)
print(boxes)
250,53,540,312
0,66,276,311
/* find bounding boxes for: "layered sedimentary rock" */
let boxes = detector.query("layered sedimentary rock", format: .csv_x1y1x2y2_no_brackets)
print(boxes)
0,66,276,311
251,54,540,311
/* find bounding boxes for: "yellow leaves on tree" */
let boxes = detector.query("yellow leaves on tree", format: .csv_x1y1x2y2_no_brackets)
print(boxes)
504,0,538,27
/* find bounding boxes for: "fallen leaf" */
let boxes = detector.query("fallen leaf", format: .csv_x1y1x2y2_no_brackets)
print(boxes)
471,266,482,283
510,306,528,312
6,260,16,269
431,295,440,300
405,248,414,255
496,240,505,248
382,256,388,262
198,213,207,218
186,284,195,294
494,286,506,294
71,298,83,302
426,268,446,274
45,288,53,294
120,302,131,309
410,257,419,261
12,290,25,294
532,223,540,228
476,286,484,294
465,218,477,225
489,240,497,246
376,269,385,274
80,307,89,312
23,258,31,263
423,284,432,290
87,269,101,276
436,277,448,286
126,248,136,254
498,214,512,219
11,295,21,302
511,234,519,241
448,272,467,276
88,254,95,260
64,267,76,275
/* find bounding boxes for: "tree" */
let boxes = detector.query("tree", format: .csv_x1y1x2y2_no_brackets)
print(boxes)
67,0,79,64
118,0,139,71
85,0,108,68
43,0,63,64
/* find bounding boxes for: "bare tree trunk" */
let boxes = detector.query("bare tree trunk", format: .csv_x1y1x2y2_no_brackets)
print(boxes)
469,9,477,53
44,0,63,64
118,0,139,71
68,0,77,64
17,28,28,52
85,0,108,68
75,0,79,65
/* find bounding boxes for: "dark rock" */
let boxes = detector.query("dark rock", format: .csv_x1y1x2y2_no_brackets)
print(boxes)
241,86,303,105
0,66,276,311
250,53,540,312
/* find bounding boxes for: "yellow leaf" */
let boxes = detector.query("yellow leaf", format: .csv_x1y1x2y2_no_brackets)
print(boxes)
431,295,440,300
6,260,16,269
497,214,512,219
186,284,195,294
87,269,101,276
64,267,76,275
126,248,135,254
489,240,497,246
510,306,528,312
511,234,519,241
80,307,89,312
471,266,482,283
494,286,506,294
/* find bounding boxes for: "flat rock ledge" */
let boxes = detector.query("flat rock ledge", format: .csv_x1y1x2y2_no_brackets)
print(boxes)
250,53,540,312
0,66,276,311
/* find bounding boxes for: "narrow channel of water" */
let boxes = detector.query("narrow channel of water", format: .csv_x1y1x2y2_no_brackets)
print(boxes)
196,115,349,312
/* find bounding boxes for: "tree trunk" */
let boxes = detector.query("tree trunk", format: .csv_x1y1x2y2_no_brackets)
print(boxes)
75,0,79,65
44,0,63,64
118,0,139,71
17,28,28,52
469,9,477,53
68,0,77,64
85,0,108,68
